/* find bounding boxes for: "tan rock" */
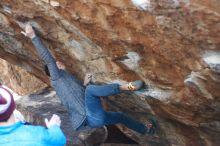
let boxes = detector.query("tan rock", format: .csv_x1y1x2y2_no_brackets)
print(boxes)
0,58,47,95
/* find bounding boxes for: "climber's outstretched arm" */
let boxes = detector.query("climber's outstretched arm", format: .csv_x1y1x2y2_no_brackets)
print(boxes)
22,24,61,80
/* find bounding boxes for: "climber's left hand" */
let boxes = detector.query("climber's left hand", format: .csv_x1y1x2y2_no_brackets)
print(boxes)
21,24,36,39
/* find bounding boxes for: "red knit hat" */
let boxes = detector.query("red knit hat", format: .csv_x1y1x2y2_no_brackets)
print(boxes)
0,86,15,121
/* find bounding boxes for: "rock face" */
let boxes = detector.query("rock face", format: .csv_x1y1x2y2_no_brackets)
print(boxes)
0,58,47,95
0,0,219,145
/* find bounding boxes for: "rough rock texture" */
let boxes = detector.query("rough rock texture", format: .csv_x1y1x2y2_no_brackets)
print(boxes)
0,0,220,146
0,58,47,95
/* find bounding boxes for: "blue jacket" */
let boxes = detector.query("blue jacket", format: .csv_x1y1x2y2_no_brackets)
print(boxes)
32,36,86,130
0,122,66,146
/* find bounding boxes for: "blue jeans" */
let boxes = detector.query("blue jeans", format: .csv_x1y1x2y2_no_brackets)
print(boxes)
85,84,146,134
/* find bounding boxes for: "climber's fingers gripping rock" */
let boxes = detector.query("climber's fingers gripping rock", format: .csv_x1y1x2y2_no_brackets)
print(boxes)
21,24,36,39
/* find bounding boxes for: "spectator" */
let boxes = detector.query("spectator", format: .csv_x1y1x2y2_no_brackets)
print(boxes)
0,86,66,146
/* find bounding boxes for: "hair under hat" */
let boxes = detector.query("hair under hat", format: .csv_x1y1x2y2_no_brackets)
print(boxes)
0,86,15,121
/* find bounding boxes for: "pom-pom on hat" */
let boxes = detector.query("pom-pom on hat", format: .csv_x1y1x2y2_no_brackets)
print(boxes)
0,86,15,121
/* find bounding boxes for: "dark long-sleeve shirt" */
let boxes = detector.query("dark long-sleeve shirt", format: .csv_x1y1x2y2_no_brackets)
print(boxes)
32,36,86,130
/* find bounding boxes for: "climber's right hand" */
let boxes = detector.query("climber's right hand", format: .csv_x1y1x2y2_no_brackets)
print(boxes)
21,24,36,39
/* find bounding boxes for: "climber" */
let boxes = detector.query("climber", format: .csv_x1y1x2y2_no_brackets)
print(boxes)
0,86,66,146
22,24,155,137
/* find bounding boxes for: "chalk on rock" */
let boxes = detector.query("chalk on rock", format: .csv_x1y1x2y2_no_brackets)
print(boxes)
2,5,12,14
41,0,49,3
120,51,141,71
131,0,154,11
68,39,86,61
203,52,220,73
50,0,60,7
